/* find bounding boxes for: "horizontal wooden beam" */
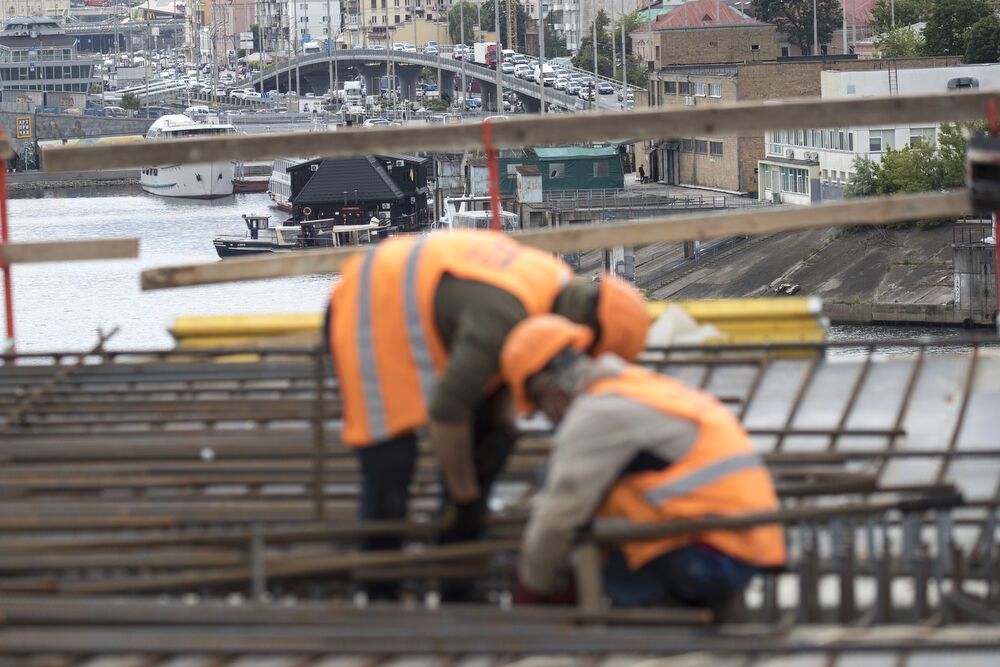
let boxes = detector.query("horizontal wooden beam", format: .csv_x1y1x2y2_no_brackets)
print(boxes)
0,239,139,265
140,190,972,290
43,90,997,172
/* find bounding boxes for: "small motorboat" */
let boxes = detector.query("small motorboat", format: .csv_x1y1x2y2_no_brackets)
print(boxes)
213,214,386,258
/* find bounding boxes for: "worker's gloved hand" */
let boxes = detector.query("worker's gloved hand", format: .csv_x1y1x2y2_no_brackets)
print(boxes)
512,576,577,606
439,499,485,543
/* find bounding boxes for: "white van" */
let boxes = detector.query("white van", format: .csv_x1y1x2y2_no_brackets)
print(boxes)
534,64,556,87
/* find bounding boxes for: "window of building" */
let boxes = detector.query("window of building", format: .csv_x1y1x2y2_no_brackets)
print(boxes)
394,14,399,22
710,141,723,156
909,127,936,146
778,166,808,194
751,44,760,52
665,81,676,94
869,129,894,153
694,139,708,154
695,82,706,97
821,169,828,181
681,138,694,152
548,163,565,179
678,81,691,95
710,82,721,97
371,0,376,7
655,45,660,60
370,14,377,22
780,44,790,57
593,161,609,178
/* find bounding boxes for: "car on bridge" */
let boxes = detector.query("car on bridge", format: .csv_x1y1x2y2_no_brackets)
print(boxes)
566,82,581,96
514,64,531,79
598,81,614,95
501,61,515,74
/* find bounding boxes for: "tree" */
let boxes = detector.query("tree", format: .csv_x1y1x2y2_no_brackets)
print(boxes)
478,0,528,49
877,26,925,57
869,0,931,34
923,0,989,57
843,155,880,198
612,11,647,87
425,98,449,112
938,121,986,187
572,10,614,77
448,1,478,45
963,15,1000,64
120,92,140,112
544,14,569,57
754,0,842,54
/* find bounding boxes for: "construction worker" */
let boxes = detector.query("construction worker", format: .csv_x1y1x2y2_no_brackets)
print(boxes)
501,315,786,608
327,230,649,582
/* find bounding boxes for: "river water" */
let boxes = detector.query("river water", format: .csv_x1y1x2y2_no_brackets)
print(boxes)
3,188,334,352
1,190,992,353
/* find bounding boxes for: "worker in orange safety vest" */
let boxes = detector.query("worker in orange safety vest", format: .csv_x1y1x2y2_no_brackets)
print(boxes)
327,230,649,596
500,314,786,608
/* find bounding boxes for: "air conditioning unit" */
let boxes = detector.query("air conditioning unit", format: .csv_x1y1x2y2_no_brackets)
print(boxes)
784,148,795,159
310,164,319,171
807,151,819,161
684,95,695,106
396,159,404,166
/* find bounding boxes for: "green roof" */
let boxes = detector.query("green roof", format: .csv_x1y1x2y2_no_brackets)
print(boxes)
534,146,619,160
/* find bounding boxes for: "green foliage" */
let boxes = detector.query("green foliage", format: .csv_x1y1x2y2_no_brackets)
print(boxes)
448,1,478,45
963,15,1000,63
923,0,989,57
611,11,647,87
754,0,842,53
938,121,986,187
869,0,932,33
425,98,449,112
120,92,141,111
544,14,569,57
478,0,528,48
843,155,880,198
572,9,614,77
877,26,925,57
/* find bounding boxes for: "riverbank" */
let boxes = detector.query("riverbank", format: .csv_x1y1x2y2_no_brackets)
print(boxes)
647,223,996,328
8,169,139,194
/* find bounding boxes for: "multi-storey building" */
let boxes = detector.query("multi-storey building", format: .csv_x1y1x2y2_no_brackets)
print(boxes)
256,0,289,53
291,0,342,47
760,63,1000,205
0,16,98,93
3,0,70,21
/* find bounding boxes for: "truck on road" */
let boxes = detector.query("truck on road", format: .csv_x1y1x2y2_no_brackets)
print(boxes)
473,42,499,69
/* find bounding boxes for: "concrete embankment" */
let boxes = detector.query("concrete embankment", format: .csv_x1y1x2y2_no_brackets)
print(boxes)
648,224,995,328
8,169,139,193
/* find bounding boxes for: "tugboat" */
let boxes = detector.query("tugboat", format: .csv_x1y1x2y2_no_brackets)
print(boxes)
213,214,385,258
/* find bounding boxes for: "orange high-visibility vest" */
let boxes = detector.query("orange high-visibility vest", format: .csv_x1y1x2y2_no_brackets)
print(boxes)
591,366,786,570
330,230,573,446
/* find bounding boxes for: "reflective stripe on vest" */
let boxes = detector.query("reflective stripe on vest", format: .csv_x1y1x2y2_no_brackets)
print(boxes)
642,453,764,507
403,236,437,405
356,248,386,440
357,236,437,440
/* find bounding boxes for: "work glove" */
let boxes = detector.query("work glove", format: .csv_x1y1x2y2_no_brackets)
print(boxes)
439,499,486,543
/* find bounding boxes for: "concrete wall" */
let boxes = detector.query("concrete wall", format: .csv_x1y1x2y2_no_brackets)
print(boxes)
0,112,154,168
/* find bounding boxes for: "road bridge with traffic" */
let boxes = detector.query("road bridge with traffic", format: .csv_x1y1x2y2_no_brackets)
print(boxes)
251,49,625,113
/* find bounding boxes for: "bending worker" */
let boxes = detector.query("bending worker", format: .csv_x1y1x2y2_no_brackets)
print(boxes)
501,315,786,608
328,230,649,558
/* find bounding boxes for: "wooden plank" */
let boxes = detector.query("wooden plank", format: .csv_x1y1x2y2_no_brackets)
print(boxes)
140,190,972,290
42,90,996,172
0,239,139,265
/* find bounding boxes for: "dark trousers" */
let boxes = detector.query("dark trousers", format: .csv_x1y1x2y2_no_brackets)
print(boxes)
603,544,759,608
354,392,516,596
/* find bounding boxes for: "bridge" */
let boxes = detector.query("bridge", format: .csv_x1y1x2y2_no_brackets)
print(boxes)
64,18,184,52
251,49,624,113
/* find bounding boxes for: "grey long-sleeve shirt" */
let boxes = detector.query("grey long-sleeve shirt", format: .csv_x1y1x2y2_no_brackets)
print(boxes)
518,355,700,594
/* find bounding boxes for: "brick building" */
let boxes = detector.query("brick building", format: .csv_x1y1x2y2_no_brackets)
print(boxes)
636,53,962,195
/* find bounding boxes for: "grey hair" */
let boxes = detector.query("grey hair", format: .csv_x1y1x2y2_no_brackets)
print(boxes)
526,348,593,401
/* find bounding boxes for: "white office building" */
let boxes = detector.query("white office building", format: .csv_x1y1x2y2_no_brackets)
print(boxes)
291,0,342,47
759,63,1000,206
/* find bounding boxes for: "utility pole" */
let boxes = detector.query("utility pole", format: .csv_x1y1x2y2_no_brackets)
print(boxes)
327,0,335,99
293,0,300,96
460,0,466,110
538,0,545,114
891,0,895,28
812,0,818,56
591,7,597,112
620,0,625,109
495,0,502,112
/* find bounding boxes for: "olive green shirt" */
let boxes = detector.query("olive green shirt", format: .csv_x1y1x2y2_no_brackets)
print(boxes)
430,274,598,423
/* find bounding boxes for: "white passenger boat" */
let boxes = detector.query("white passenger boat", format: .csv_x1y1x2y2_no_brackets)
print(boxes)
267,157,307,212
140,115,237,200
436,195,519,231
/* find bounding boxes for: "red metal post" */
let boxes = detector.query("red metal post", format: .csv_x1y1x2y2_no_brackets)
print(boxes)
482,119,503,232
989,99,1000,328
0,129,12,352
